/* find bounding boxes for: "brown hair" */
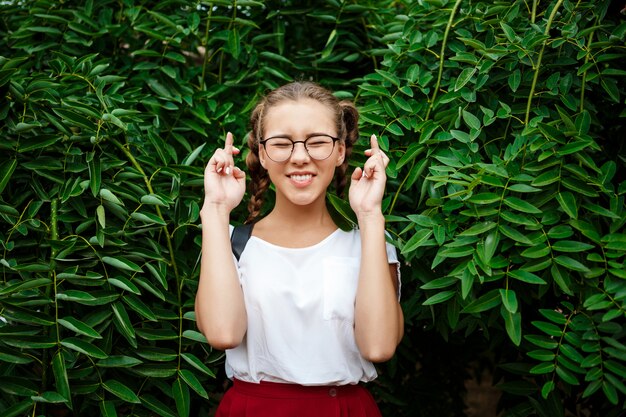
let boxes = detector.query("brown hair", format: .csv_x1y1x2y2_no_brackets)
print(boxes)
245,81,359,222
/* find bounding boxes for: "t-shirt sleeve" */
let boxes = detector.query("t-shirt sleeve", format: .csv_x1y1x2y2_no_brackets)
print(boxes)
385,239,402,300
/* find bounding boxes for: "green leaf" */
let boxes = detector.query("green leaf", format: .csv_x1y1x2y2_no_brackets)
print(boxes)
423,290,456,305
102,380,140,404
454,67,476,91
462,110,481,130
551,240,595,253
124,294,157,321
87,152,101,197
503,197,542,214
469,192,501,204
528,349,555,361
0,158,17,195
554,255,590,272
499,224,533,245
111,302,137,347
0,400,32,417
60,338,107,359
108,276,142,294
603,380,619,405
421,276,457,290
509,69,521,92
58,317,102,338
100,400,118,417
509,270,547,285
52,352,71,405
508,184,541,193
500,289,518,313
532,321,563,337
56,290,98,303
327,193,356,227
541,381,555,399
556,192,578,219
461,289,501,313
179,369,209,399
521,244,551,259
97,356,143,368
0,278,52,296
100,188,124,206
182,330,208,343
102,256,143,273
530,362,555,374
172,378,190,417
32,391,68,403
502,305,522,346
181,353,215,377
141,395,177,417
550,263,574,295
459,221,497,236
539,309,567,325
525,334,559,349
401,229,433,254
227,28,241,58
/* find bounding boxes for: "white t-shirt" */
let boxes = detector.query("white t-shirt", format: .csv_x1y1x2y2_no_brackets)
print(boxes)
225,227,400,386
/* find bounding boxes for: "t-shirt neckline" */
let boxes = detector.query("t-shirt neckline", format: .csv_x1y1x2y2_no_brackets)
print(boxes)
249,228,343,250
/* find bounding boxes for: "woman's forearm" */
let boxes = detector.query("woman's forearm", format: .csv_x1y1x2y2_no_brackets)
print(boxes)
354,213,404,362
195,205,247,350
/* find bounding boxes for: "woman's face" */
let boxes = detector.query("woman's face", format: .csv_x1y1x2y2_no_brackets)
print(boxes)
259,98,345,208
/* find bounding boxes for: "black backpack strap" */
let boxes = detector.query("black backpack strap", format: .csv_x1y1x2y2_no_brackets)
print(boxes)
230,223,254,261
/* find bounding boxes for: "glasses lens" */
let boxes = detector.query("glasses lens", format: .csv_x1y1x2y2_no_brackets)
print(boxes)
265,138,293,162
305,136,335,160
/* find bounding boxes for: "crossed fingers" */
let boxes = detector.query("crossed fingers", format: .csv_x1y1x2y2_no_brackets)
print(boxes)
362,134,389,178
213,132,240,176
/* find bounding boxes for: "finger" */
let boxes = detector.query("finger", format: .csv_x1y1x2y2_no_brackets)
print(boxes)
370,134,380,151
224,132,235,155
222,132,237,174
233,166,246,180
351,167,363,181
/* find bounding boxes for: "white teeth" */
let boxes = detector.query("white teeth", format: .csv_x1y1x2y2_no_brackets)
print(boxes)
290,174,312,182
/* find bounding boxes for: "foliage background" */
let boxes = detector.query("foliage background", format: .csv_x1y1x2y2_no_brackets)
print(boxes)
0,1,625,416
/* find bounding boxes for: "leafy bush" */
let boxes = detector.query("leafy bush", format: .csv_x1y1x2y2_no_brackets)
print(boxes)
361,1,626,416
0,1,624,417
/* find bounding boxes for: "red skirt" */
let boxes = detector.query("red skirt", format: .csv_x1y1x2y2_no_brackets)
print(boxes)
215,379,382,417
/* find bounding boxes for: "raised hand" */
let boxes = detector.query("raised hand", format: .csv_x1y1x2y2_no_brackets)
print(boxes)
348,134,390,218
203,132,246,212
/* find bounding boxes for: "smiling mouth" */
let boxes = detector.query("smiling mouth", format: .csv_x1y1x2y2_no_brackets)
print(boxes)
289,174,313,183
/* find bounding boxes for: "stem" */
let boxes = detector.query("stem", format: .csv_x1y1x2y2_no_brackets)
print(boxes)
579,23,597,113
387,159,415,215
200,4,214,91
110,139,180,284
426,0,463,121
524,0,564,125
41,198,58,415
531,0,538,23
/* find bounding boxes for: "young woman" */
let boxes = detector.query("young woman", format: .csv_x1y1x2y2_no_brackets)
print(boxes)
195,81,403,417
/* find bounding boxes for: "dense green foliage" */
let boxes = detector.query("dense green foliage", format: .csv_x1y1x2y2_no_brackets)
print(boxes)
0,1,624,416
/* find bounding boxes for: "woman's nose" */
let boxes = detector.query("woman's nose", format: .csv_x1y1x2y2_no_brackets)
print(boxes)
290,142,310,162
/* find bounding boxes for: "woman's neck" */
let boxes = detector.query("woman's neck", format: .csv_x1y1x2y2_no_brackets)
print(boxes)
252,195,338,247
268,196,334,230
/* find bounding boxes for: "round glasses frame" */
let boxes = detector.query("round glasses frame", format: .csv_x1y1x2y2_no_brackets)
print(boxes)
259,134,340,162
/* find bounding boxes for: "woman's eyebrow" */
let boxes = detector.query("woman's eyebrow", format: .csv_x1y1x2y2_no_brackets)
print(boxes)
265,132,333,139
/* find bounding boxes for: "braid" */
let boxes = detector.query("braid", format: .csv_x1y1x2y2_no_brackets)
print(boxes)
245,105,270,222
335,101,359,197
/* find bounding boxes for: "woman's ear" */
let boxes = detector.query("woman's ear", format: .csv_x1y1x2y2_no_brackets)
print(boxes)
259,145,267,168
253,132,267,168
336,141,346,166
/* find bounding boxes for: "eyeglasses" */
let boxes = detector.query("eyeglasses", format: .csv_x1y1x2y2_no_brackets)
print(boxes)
259,134,339,162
